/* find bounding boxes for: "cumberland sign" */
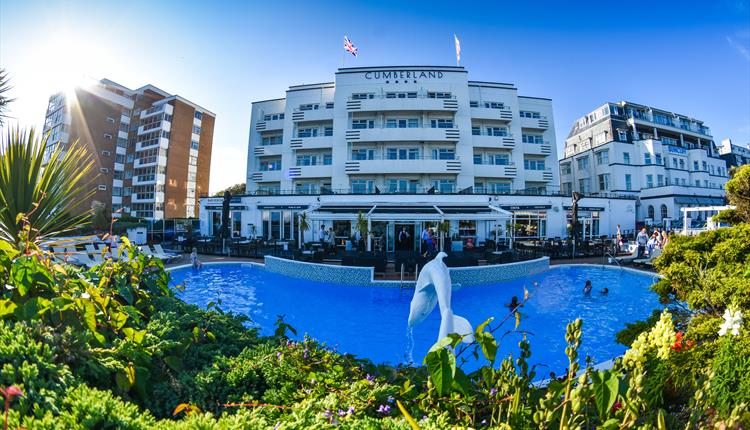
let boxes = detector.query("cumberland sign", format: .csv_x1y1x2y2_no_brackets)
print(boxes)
364,70,445,80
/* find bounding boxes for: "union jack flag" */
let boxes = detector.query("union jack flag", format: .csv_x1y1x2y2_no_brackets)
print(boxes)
343,36,358,57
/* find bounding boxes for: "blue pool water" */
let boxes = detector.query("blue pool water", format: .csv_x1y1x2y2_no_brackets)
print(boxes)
170,264,661,375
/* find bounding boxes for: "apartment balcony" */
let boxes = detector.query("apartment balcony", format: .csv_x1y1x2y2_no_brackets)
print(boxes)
255,118,284,131
523,142,553,155
250,170,283,182
287,164,333,179
132,173,164,186
253,144,284,157
289,135,333,150
520,116,550,130
345,157,462,175
470,107,513,121
346,96,458,112
640,184,726,199
136,137,169,152
291,109,334,122
473,163,517,178
524,168,554,182
472,134,516,149
628,115,712,138
131,193,156,203
346,127,460,143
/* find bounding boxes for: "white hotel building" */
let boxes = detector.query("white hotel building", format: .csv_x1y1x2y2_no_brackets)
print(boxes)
200,66,636,247
559,101,728,227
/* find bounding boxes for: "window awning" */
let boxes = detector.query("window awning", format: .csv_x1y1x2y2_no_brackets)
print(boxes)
304,203,512,222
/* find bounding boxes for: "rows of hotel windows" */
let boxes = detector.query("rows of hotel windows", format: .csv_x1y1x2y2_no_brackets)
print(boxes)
574,104,711,136
562,172,724,194
561,149,728,177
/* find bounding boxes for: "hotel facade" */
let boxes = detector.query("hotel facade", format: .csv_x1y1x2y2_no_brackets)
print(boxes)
559,101,729,227
42,79,215,221
200,66,636,247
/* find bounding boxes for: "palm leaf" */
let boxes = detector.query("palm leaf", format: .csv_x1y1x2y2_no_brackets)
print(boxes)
0,127,96,243
0,68,15,126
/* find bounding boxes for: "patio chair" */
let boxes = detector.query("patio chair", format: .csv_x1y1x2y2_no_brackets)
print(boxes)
70,252,98,268
152,244,179,262
634,247,662,266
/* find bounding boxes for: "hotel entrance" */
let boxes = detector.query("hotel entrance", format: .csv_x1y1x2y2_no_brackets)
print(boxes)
393,223,416,251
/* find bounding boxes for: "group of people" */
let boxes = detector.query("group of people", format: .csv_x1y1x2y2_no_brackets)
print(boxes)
635,227,669,259
583,280,608,295
318,225,338,253
420,226,438,257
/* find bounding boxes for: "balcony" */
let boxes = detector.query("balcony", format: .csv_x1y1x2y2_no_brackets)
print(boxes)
286,164,333,179
345,157,461,175
470,107,513,121
289,135,333,150
132,173,164,186
256,118,284,131
640,184,726,199
473,163,517,178
523,142,553,155
520,116,550,130
472,134,516,149
347,96,458,112
627,114,712,138
291,109,334,122
136,137,169,152
250,170,283,182
524,168,554,182
253,144,284,157
346,127,460,143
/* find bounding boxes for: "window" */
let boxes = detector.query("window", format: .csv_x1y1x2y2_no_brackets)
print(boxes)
99,167,110,173
487,153,509,165
387,179,418,193
625,174,632,191
469,101,479,107
519,111,541,118
352,119,374,129
646,174,653,188
486,127,507,136
672,158,678,168
101,150,112,156
387,148,420,160
679,159,685,169
352,149,374,160
324,126,333,136
595,150,609,165
576,156,589,170
693,161,699,171
432,149,455,160
594,132,607,145
351,179,374,194
647,205,655,219
473,154,483,164
194,111,203,120
261,135,283,145
657,174,664,186
522,134,544,144
487,182,511,194
263,113,284,121
119,123,128,132
660,204,668,220
431,179,455,193
695,180,700,186
104,133,113,140
483,101,504,109
617,130,628,141
578,178,590,193
430,119,454,128
297,127,319,138
524,158,545,170
598,174,610,191
623,152,631,164
655,153,662,165
386,118,419,128
471,126,480,136
106,117,115,124
323,154,332,165
112,187,122,197
351,93,374,100
644,153,652,165
115,154,125,164
561,163,571,175
259,159,281,171
427,92,452,99
191,140,199,150
561,182,572,195
386,92,417,99
702,161,707,171
296,155,318,166
299,103,320,111
192,125,201,134
98,185,107,191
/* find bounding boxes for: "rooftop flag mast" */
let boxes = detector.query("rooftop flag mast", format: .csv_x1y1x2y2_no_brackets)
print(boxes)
343,35,358,68
454,34,461,66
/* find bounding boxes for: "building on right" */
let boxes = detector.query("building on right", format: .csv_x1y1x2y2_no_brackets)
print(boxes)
718,138,750,169
559,101,729,228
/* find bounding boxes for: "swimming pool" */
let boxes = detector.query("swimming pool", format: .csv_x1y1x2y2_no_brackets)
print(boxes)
170,263,661,374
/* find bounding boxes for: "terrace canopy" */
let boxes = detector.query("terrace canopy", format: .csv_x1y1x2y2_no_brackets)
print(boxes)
299,202,513,250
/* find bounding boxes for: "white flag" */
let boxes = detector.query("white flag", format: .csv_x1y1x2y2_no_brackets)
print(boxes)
454,34,461,65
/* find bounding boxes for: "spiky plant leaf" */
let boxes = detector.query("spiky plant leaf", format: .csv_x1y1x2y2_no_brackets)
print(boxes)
0,127,96,243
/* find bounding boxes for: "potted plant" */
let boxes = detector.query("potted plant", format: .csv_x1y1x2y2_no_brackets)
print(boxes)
356,212,368,250
298,213,310,249
437,220,450,252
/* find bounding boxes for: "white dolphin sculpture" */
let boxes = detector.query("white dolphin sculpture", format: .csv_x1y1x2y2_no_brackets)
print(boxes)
407,252,474,344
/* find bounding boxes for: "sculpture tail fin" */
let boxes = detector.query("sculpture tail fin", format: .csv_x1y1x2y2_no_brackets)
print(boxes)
453,314,474,343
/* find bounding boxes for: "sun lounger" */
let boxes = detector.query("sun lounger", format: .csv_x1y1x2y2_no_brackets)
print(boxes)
152,244,180,262
69,252,98,268
633,247,662,265
614,246,639,264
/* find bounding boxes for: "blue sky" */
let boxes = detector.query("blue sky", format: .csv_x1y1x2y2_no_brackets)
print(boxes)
2,0,749,193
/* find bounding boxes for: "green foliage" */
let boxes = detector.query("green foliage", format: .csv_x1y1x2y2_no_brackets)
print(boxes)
725,164,750,222
0,68,14,127
90,200,111,231
0,127,95,244
213,183,246,197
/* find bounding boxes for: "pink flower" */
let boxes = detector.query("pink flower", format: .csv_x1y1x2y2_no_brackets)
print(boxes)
1,386,23,400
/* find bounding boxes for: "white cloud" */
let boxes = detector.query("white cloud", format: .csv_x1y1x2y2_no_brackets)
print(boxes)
727,35,750,61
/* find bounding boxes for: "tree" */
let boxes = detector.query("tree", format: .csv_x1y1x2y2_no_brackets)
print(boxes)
0,69,14,127
717,165,750,224
298,212,310,247
0,128,95,244
356,212,368,241
90,200,110,231
213,183,245,196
